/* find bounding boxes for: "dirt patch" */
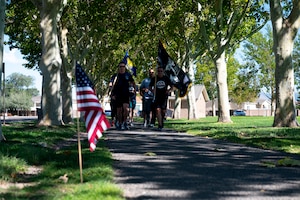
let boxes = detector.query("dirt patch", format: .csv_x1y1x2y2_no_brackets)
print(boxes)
0,166,43,190
0,133,84,191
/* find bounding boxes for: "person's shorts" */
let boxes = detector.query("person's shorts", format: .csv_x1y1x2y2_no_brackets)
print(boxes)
129,99,136,109
115,95,129,107
143,99,153,113
154,98,167,110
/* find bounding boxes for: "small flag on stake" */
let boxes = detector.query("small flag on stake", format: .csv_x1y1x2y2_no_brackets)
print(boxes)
75,64,110,152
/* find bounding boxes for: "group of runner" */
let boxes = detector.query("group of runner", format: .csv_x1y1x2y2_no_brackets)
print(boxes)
109,61,173,131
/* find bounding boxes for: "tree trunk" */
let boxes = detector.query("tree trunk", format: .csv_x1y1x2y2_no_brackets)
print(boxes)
187,61,197,119
212,98,216,117
187,85,197,119
272,33,298,126
61,67,72,123
214,52,232,123
35,0,65,126
173,50,182,119
270,86,275,116
173,91,181,119
60,26,73,124
270,0,300,127
0,0,5,141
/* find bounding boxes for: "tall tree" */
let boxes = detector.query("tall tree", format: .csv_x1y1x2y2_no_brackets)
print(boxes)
230,63,260,105
5,72,39,95
241,26,276,114
196,1,268,123
269,1,300,127
31,0,67,126
2,73,39,113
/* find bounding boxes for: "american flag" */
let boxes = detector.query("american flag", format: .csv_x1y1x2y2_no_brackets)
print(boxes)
75,64,110,152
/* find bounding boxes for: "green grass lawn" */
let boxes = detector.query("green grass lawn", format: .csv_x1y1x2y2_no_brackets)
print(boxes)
165,116,300,154
0,121,124,200
1,116,300,199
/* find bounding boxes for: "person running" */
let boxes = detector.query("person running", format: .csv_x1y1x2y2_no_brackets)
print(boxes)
109,61,135,130
140,68,155,127
150,66,173,131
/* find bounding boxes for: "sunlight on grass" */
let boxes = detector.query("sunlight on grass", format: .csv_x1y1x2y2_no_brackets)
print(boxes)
0,121,124,200
0,154,28,181
165,116,300,154
54,181,124,200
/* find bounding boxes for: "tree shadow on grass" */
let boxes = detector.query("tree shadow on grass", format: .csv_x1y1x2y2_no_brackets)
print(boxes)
0,124,116,199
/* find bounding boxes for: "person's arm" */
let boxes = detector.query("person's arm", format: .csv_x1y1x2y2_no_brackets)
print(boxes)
109,74,117,99
140,81,145,96
149,77,155,93
166,85,174,96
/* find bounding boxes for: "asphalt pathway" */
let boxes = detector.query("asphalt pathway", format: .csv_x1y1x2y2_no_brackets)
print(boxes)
105,123,300,200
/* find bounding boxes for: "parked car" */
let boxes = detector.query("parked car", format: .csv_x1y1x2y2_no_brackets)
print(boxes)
233,110,246,116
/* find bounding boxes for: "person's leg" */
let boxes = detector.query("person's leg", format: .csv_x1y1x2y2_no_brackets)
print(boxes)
161,109,166,128
115,99,123,129
128,100,133,124
150,101,156,126
156,107,162,130
110,100,116,126
156,101,162,129
142,100,147,126
132,99,136,124
116,106,122,129
144,99,151,126
161,98,168,128
122,103,129,129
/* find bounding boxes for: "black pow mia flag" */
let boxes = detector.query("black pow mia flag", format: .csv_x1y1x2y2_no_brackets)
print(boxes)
157,40,192,97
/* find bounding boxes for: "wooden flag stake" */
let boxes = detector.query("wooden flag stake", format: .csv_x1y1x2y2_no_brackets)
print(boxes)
77,112,83,183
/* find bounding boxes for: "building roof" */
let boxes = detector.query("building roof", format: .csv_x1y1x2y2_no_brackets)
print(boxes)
194,84,209,101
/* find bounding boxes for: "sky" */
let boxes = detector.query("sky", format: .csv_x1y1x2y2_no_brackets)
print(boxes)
3,37,42,95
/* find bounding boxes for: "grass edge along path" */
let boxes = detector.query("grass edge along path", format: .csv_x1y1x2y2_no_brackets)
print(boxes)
165,116,300,166
0,121,124,200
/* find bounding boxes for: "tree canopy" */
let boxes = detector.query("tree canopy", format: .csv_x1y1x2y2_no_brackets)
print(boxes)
3,0,300,127
0,72,39,113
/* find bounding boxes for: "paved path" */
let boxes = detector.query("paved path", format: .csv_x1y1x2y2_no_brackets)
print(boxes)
105,123,300,200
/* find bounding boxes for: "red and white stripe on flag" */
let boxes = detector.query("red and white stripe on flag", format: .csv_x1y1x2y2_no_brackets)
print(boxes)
76,87,102,111
85,109,110,151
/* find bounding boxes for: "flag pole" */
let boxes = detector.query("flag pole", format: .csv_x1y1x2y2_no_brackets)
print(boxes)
75,61,84,183
77,111,84,183
153,42,159,102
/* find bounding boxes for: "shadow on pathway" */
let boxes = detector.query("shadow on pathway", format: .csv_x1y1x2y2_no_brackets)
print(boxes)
105,123,300,200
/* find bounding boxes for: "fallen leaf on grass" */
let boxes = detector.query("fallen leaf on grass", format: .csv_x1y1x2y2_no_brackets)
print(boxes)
58,174,68,183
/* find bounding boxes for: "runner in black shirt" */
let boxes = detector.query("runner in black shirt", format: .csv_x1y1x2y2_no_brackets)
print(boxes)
110,61,135,130
150,66,173,131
